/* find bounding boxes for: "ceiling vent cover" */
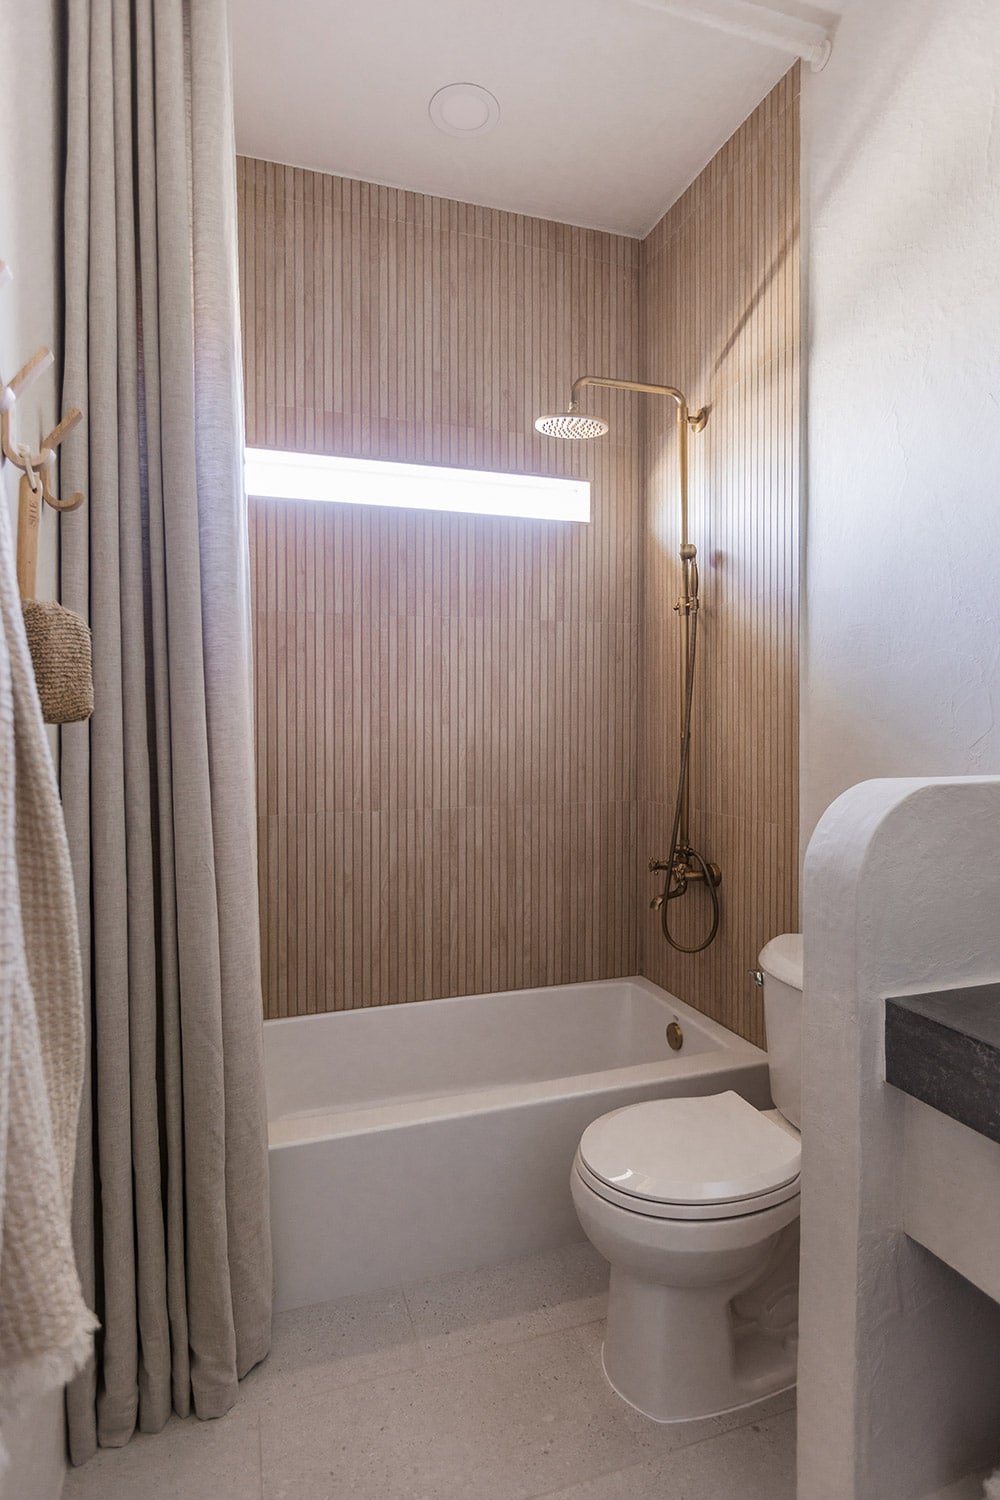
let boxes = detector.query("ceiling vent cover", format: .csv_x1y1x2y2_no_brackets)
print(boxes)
429,83,501,137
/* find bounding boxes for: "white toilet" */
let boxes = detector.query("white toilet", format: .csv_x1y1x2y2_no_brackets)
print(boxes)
571,933,803,1424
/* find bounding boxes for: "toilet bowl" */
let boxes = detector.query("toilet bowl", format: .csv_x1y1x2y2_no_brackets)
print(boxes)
572,934,804,1424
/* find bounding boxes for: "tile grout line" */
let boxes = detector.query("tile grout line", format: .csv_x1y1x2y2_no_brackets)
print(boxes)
252,1292,610,1414
521,1397,797,1500
398,1279,428,1367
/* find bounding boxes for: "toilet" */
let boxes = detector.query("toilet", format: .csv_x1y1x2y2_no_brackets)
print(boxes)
571,933,803,1424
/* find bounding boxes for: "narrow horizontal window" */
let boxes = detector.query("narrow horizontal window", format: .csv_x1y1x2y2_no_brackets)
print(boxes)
244,448,590,524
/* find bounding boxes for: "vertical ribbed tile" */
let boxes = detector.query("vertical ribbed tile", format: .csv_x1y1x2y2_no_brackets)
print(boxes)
638,70,800,1047
239,69,798,1036
239,159,643,1017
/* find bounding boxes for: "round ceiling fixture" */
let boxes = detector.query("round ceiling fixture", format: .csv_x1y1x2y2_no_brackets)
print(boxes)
428,83,500,137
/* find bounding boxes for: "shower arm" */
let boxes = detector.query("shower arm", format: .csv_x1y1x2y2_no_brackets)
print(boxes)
568,377,707,554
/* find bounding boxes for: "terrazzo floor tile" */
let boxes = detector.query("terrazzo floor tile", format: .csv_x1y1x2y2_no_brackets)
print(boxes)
59,1247,801,1500
404,1241,608,1363
710,1380,797,1433
922,1474,993,1500
258,1322,711,1500
241,1284,421,1407
534,1406,796,1499
61,1404,262,1500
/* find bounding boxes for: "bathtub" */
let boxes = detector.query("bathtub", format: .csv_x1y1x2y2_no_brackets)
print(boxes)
264,978,771,1310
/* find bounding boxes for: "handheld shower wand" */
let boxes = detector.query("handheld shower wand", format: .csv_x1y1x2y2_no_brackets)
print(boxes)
535,375,721,954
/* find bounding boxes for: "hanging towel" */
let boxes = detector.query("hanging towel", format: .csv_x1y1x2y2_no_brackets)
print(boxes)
0,492,96,1455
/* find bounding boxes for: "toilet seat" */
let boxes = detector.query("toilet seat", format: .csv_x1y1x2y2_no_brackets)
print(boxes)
574,1154,800,1221
576,1092,801,1223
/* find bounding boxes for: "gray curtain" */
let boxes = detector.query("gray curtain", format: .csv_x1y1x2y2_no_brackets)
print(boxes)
60,0,272,1461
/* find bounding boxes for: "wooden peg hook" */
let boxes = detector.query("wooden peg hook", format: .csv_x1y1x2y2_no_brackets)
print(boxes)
0,331,87,511
0,346,55,465
39,408,85,511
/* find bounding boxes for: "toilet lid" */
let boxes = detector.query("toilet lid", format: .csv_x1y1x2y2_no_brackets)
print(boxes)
578,1092,801,1207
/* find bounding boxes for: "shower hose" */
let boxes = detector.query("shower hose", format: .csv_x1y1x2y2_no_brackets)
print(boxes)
657,605,721,955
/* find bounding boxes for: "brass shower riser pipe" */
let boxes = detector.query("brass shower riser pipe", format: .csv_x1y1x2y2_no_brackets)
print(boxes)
569,377,706,849
535,372,721,954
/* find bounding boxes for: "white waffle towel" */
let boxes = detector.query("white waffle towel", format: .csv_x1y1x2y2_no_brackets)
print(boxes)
0,493,96,1457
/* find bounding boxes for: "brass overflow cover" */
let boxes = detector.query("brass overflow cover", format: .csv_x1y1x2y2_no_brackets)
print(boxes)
666,1021,684,1051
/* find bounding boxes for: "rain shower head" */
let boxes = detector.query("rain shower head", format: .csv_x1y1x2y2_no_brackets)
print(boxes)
534,408,610,441
535,377,707,443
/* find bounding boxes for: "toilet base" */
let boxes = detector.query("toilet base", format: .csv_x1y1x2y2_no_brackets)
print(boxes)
598,1222,800,1424
601,1342,795,1426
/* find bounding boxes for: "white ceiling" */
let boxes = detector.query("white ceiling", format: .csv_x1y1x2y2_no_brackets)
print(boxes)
231,0,798,238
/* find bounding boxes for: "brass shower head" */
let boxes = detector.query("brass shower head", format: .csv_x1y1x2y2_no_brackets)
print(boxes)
535,376,707,444
533,407,610,441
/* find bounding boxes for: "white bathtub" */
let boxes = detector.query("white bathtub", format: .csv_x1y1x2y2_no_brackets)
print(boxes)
264,978,771,1310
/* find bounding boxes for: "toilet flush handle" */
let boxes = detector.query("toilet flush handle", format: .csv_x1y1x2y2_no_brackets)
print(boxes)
748,969,764,988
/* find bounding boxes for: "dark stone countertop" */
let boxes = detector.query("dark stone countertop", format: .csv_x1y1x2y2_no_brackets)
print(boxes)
885,986,1000,1145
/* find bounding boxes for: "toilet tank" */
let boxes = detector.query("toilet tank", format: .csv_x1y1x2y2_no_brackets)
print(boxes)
758,933,803,1129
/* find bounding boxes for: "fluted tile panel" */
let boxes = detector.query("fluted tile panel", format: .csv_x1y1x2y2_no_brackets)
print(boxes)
638,71,800,1047
237,68,799,1036
237,159,642,1017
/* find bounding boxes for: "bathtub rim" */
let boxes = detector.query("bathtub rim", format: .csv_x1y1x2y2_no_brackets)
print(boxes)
263,974,742,1040
266,982,767,1150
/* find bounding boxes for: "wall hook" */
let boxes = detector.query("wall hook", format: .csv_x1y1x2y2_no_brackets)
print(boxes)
0,337,85,511
38,410,85,511
0,345,55,464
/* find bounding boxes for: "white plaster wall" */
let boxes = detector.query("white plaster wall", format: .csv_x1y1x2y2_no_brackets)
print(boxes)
800,778,1000,1500
0,2,67,1497
801,0,1000,843
0,0,63,602
2,1390,66,1500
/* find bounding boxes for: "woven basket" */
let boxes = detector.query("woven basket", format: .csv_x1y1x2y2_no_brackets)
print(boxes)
22,600,94,724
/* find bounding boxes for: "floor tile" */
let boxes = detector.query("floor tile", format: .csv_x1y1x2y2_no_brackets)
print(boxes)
259,1322,687,1500
241,1284,421,1408
61,1405,261,1500
710,1382,797,1433
535,1407,796,1500
921,1475,993,1500
404,1241,608,1363
60,1249,800,1500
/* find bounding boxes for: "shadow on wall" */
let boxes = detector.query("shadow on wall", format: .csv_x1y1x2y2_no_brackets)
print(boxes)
800,0,1000,845
711,228,797,378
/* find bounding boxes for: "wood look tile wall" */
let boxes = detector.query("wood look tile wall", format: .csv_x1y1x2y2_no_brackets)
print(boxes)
236,68,800,1036
236,158,642,1017
638,71,801,1046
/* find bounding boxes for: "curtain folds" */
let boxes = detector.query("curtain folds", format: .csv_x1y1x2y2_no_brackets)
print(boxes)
61,0,272,1461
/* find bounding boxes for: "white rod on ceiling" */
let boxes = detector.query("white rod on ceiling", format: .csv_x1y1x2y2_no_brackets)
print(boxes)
632,0,833,70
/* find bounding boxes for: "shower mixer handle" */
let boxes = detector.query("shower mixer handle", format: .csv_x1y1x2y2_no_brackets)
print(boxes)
649,852,722,893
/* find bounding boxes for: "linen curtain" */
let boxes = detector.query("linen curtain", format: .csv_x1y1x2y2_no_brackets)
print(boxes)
61,0,272,1460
